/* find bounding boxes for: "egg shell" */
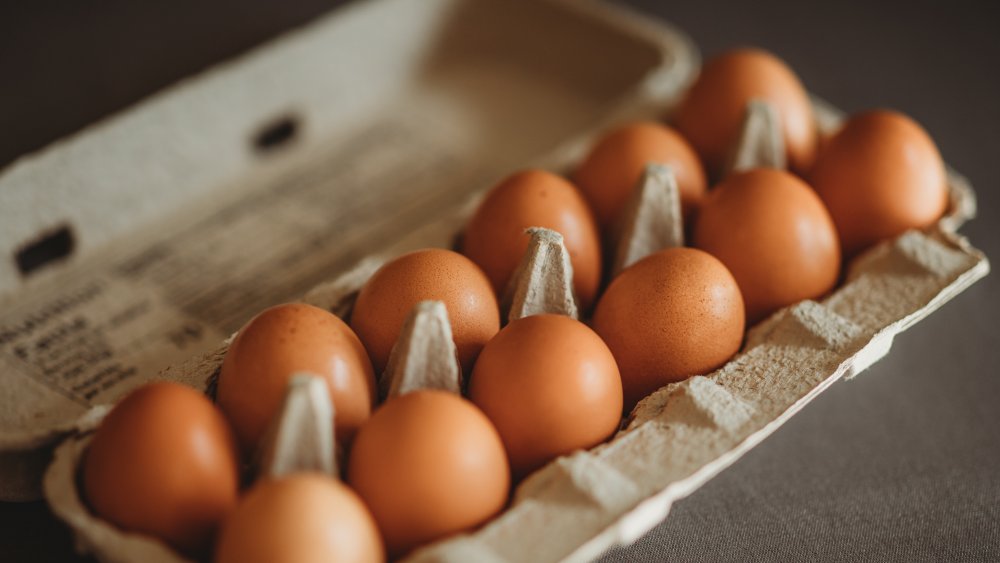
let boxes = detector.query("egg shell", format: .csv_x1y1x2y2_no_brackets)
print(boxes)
810,109,948,257
350,249,500,376
217,302,376,454
574,121,707,231
346,390,509,559
469,314,623,478
694,168,841,325
592,248,745,410
82,382,239,555
462,169,603,310
674,48,817,175
214,473,384,563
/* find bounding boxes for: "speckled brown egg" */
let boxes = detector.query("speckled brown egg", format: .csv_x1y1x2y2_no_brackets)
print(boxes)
592,248,744,410
214,474,384,563
217,302,376,453
350,249,500,376
462,169,602,309
674,48,818,175
574,121,707,231
469,314,622,478
347,390,509,558
810,109,948,257
694,168,841,325
83,382,239,555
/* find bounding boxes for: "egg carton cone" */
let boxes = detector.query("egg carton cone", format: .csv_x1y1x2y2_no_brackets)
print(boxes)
724,98,786,175
255,373,339,479
608,98,779,278
502,228,580,323
610,163,684,277
380,300,463,399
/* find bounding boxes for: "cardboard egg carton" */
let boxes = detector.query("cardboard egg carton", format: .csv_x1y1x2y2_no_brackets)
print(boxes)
42,98,990,563
0,0,987,560
44,171,987,563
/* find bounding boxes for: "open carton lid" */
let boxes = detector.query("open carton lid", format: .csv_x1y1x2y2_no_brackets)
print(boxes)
0,0,699,500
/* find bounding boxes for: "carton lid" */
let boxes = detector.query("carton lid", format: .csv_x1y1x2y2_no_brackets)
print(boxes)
0,0,699,472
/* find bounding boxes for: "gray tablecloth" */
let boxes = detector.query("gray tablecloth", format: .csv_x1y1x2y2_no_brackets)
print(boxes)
1,0,997,561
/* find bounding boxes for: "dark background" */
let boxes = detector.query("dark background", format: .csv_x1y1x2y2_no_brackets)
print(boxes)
1,0,998,561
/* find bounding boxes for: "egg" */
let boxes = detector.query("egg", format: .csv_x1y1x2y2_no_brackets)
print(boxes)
592,248,744,410
217,302,376,453
83,382,239,555
469,314,622,478
694,168,840,324
462,169,603,309
347,390,509,558
810,109,948,256
574,121,707,231
351,249,500,376
214,474,384,563
674,48,818,175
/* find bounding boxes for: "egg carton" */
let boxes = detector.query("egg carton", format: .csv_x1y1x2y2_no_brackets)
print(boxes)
42,74,989,563
43,173,991,563
43,159,988,563
0,0,987,560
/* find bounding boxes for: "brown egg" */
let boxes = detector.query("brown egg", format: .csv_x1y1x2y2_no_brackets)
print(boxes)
214,474,384,563
347,390,509,558
469,314,622,478
217,302,376,453
810,109,948,257
674,48,818,175
694,168,840,324
83,382,239,555
351,249,500,376
462,169,603,309
574,121,707,231
592,248,744,410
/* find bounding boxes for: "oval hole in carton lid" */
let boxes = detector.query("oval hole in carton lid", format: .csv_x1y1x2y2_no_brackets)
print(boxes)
15,223,75,278
251,114,300,155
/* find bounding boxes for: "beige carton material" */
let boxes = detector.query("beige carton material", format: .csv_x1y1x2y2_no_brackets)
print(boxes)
381,300,463,399
504,228,580,323
725,99,786,174
610,163,684,276
256,374,338,479
2,0,697,500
